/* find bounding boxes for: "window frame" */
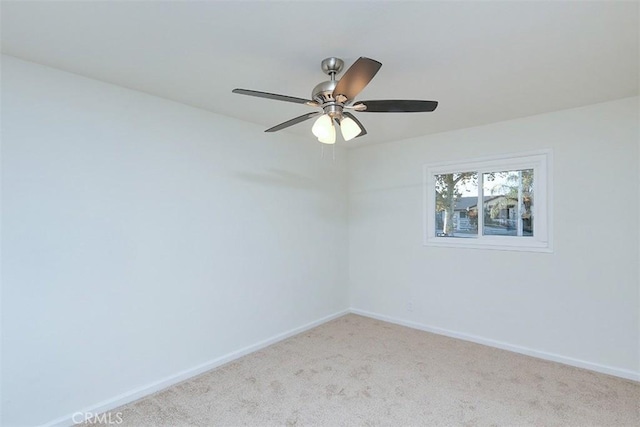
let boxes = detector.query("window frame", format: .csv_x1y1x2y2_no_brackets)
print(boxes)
423,150,553,252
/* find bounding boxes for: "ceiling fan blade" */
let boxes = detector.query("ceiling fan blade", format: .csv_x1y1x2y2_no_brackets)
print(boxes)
265,112,321,132
332,57,382,101
232,88,318,106
342,112,367,138
353,100,438,112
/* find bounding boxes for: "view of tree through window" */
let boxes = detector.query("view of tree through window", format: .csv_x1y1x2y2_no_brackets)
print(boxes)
434,172,478,238
483,169,533,236
435,169,533,238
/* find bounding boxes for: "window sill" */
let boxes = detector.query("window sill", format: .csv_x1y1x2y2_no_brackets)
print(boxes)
424,237,553,253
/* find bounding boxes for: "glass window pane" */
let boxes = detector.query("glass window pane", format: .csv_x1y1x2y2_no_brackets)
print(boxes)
483,169,533,236
434,172,478,238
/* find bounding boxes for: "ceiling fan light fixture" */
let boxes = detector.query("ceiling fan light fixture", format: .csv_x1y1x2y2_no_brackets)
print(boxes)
340,116,362,141
312,114,336,144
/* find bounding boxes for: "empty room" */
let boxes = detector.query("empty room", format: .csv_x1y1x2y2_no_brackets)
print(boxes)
1,1,639,426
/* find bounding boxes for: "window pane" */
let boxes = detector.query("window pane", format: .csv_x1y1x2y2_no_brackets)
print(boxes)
483,169,533,236
435,172,478,238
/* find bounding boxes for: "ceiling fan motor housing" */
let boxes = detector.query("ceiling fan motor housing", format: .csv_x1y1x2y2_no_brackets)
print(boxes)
311,80,337,104
312,81,344,119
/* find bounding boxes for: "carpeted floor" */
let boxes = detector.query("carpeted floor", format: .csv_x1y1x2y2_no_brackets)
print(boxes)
87,314,640,426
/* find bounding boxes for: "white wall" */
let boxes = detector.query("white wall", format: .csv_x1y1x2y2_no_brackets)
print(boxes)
348,97,639,379
1,56,349,426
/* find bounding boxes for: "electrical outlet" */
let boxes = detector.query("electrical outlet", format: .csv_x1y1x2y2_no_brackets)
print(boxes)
407,301,414,312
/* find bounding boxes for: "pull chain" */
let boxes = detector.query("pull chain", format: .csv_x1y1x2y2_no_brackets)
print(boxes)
319,143,336,162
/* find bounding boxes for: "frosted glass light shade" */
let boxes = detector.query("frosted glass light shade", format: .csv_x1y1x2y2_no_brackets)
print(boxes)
340,116,362,141
312,114,336,144
312,114,332,138
318,123,336,144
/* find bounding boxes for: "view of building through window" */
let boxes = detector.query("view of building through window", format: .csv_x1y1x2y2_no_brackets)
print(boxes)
435,169,533,238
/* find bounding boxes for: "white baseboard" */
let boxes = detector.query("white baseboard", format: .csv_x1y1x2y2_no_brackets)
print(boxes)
42,309,350,427
349,308,640,382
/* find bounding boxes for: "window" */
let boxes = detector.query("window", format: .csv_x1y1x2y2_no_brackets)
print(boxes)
424,150,552,252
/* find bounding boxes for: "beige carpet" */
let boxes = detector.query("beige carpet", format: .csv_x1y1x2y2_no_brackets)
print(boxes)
86,314,639,426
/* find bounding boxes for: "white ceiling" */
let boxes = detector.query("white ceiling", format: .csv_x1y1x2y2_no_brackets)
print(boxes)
2,1,638,147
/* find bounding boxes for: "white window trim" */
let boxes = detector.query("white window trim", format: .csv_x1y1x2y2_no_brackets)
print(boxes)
423,149,553,253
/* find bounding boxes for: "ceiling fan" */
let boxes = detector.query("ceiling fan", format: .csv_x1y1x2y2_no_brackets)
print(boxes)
232,57,438,144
